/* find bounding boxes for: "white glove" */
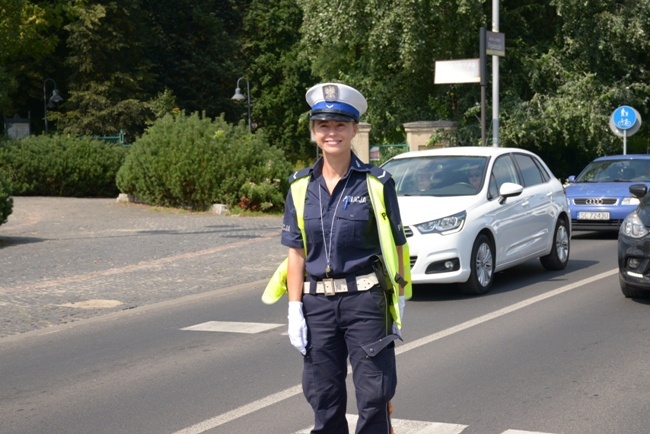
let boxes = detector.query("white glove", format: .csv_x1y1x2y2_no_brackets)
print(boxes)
288,301,308,355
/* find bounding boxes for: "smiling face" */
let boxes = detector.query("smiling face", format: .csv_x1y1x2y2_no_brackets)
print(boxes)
311,120,358,156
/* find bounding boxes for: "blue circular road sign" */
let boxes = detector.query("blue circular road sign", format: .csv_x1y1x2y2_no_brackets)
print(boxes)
612,105,637,130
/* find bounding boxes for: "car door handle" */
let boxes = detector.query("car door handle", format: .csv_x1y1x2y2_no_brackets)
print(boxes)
546,192,553,197
521,200,529,207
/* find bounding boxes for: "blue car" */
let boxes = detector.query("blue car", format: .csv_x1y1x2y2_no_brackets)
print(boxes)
566,155,650,232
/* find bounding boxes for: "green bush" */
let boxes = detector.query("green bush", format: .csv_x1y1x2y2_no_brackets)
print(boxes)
0,170,13,226
116,112,293,212
0,135,129,197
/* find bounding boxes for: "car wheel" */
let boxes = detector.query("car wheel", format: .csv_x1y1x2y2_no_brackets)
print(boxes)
620,276,648,298
459,234,494,295
540,217,570,271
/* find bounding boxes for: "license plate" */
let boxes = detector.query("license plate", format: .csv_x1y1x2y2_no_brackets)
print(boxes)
578,211,610,220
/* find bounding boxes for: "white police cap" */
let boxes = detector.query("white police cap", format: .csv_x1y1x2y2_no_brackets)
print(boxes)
306,83,368,123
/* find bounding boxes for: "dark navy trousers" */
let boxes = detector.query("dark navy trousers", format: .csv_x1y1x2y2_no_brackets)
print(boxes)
301,286,398,434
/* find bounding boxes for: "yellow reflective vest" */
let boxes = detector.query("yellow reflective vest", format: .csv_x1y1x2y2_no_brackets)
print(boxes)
262,172,412,328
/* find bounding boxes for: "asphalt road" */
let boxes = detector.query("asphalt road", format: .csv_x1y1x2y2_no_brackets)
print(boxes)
1,198,649,434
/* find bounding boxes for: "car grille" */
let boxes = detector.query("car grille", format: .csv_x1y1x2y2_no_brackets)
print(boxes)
573,198,618,206
571,219,623,230
404,227,414,237
409,257,417,268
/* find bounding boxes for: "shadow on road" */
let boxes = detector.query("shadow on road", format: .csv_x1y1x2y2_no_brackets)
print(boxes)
0,236,46,249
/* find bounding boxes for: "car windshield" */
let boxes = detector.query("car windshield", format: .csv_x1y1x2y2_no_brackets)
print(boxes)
576,159,650,182
382,156,489,196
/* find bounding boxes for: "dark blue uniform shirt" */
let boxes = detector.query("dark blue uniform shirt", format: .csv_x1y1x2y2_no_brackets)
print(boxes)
281,153,406,288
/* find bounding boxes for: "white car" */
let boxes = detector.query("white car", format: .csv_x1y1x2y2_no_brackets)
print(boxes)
381,146,571,294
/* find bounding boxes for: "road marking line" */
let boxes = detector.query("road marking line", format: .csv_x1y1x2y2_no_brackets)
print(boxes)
294,414,467,434
397,268,617,355
503,430,555,434
173,385,302,434
172,268,617,434
180,321,282,334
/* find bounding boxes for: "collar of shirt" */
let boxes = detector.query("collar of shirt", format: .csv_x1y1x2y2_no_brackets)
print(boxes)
312,152,371,182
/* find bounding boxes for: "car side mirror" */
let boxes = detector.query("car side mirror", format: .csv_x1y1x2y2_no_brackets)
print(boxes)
498,182,524,204
629,183,648,199
567,175,576,183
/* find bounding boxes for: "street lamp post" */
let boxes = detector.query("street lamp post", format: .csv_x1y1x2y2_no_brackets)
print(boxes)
43,78,64,134
231,77,251,133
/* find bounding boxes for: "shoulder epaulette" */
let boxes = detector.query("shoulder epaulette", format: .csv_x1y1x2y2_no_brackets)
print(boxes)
368,165,392,185
288,167,312,184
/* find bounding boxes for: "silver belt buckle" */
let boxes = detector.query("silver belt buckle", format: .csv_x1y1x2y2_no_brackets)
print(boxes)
322,278,335,296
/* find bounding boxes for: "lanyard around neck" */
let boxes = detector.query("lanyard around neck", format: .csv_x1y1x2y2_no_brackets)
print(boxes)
318,175,351,277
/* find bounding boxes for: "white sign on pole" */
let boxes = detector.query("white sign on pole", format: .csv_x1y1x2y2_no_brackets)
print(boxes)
434,59,481,84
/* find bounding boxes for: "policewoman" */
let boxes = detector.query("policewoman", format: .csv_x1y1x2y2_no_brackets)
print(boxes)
281,83,411,433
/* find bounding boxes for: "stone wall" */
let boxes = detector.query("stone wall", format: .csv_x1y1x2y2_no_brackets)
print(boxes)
354,120,459,163
403,121,458,152
351,122,371,162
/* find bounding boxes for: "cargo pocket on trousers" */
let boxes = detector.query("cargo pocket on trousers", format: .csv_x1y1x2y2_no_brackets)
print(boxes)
358,343,397,406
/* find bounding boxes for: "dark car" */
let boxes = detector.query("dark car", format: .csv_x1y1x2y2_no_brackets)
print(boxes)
566,154,650,232
618,183,650,297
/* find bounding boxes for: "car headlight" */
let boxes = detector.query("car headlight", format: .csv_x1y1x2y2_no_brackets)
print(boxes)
620,213,649,238
621,197,640,206
415,211,466,235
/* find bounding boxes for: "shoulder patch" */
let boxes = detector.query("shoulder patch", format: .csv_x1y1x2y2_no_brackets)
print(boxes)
368,165,392,184
288,167,312,184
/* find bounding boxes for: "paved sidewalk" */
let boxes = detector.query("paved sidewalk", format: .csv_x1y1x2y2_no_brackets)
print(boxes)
0,197,286,339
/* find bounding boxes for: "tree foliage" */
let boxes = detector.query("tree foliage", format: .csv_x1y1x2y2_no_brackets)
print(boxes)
54,1,154,141
116,112,292,211
296,0,486,143
0,0,62,113
498,0,650,176
1,0,649,178
0,169,13,226
143,0,246,122
243,0,316,162
0,134,127,197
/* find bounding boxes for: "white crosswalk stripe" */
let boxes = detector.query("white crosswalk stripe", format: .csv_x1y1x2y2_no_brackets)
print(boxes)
294,414,557,434
180,321,282,334
294,414,466,434
178,322,559,434
502,430,556,434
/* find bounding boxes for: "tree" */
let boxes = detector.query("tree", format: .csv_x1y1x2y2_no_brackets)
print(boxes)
243,0,316,163
296,0,485,144
55,1,154,140
0,0,62,114
498,0,650,177
143,0,246,123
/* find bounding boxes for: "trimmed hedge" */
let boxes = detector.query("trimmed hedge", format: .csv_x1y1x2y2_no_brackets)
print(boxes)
116,112,293,212
0,135,129,197
0,171,12,226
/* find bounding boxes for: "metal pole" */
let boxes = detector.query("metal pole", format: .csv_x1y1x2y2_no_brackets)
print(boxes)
43,79,51,134
492,0,500,147
235,77,252,133
245,79,251,134
480,27,487,147
43,78,62,134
